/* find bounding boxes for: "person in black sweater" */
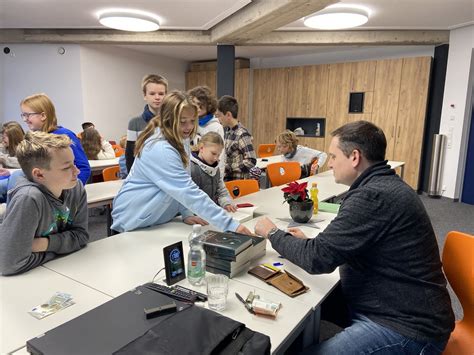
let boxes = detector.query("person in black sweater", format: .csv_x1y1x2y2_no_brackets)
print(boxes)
255,120,454,354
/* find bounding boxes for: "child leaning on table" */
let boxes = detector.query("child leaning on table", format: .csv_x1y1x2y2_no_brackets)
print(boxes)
111,90,251,235
0,131,89,276
190,131,236,212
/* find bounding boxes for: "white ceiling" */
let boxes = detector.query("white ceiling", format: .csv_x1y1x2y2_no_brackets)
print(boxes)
1,0,472,61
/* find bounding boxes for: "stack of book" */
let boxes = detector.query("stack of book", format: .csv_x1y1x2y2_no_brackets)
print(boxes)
200,230,266,278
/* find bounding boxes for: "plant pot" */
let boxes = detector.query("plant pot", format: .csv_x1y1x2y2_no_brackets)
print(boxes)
289,200,314,223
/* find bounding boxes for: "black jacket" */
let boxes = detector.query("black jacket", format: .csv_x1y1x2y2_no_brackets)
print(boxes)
270,161,454,341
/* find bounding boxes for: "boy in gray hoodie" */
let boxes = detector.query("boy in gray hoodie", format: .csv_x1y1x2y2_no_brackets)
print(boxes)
0,131,89,275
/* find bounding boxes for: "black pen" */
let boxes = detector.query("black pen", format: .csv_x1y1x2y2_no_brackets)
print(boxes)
235,292,255,314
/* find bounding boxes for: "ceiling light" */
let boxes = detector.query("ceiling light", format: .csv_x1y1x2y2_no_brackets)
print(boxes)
98,10,160,32
304,6,369,30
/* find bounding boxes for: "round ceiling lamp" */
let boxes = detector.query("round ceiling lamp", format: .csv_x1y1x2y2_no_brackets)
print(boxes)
304,6,369,30
98,10,160,32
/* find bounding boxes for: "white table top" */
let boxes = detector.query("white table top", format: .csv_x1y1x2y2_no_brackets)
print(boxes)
88,157,119,172
43,221,313,353
85,179,123,207
0,267,112,354
256,155,284,169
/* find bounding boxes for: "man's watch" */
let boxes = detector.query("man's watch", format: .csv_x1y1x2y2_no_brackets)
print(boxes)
267,227,280,239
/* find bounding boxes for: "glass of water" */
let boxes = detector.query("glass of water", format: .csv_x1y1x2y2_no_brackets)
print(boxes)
206,274,229,311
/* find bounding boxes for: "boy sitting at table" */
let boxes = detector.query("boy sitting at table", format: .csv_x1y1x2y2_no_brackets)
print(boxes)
0,131,89,275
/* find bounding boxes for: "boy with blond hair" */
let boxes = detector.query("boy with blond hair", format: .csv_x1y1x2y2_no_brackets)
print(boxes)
125,74,168,171
0,131,89,275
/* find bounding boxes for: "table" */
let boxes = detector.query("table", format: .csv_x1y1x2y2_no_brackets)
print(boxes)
0,267,112,354
256,155,284,169
88,157,119,172
42,222,315,353
85,179,123,236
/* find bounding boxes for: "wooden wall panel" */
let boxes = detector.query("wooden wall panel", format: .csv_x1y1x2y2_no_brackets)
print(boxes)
325,63,352,153
287,66,307,117
235,68,250,128
252,68,288,147
185,71,216,94
350,60,376,92
372,58,403,160
394,56,432,189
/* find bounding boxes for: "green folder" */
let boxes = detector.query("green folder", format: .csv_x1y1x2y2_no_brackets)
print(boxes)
318,202,340,214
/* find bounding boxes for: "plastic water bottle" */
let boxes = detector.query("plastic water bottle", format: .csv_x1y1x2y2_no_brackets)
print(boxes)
310,182,319,214
187,224,206,286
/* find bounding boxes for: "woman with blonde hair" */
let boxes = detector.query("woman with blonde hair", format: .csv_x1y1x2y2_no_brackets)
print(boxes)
20,93,90,184
80,127,115,160
111,90,251,235
0,121,25,168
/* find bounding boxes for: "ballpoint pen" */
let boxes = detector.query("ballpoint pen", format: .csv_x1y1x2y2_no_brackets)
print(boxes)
235,292,255,314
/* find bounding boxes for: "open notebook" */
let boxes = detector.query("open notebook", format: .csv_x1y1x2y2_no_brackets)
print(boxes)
227,205,259,223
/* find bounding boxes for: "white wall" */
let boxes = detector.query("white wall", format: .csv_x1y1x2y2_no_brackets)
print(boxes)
0,44,187,140
0,44,84,132
439,25,474,199
250,45,435,68
79,45,188,141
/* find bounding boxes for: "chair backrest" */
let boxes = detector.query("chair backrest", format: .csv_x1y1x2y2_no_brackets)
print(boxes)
225,179,259,199
102,166,120,181
258,144,276,158
266,161,301,187
112,144,124,157
442,231,474,354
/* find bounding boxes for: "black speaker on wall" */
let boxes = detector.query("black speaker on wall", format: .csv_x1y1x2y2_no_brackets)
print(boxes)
349,92,365,113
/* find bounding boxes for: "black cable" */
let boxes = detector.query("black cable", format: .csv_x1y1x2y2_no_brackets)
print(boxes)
151,267,165,283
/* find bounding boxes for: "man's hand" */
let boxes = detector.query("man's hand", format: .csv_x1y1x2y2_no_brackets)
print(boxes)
287,227,308,239
183,216,209,226
254,217,278,238
236,224,253,236
32,237,49,252
224,204,237,212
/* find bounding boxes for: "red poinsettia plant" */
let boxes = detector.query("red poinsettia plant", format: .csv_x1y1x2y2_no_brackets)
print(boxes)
282,181,310,204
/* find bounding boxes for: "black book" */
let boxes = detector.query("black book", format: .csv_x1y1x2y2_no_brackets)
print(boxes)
206,234,266,262
205,261,251,278
201,230,253,258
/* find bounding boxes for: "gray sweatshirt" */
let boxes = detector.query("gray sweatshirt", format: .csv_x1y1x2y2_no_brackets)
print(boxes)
190,152,233,208
0,176,89,275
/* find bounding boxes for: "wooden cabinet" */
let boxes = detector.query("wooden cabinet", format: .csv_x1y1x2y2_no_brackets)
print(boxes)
188,56,432,189
252,68,288,146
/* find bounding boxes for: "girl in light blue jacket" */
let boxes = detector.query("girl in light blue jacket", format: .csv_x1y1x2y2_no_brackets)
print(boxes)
111,91,252,235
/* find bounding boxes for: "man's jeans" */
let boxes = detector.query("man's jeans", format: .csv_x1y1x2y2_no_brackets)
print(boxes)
305,313,447,354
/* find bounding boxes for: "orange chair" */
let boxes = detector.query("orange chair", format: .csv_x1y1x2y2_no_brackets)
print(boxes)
258,144,276,158
112,144,124,157
225,179,259,199
102,166,120,181
442,231,474,354
266,161,301,187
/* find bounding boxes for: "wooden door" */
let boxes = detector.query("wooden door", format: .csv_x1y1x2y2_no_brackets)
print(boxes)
394,56,432,189
372,58,403,160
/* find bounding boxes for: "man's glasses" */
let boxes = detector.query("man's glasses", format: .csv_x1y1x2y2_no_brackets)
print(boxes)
20,112,40,119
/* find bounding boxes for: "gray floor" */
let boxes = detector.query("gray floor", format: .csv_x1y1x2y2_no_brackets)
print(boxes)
87,193,471,321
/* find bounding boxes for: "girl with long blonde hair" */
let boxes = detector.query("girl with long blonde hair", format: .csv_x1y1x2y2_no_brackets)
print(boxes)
111,91,251,235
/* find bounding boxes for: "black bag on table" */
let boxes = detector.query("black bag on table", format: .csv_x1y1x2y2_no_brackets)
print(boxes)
114,305,271,355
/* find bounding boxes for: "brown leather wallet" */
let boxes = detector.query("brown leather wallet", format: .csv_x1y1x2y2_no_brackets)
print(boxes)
248,265,309,297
